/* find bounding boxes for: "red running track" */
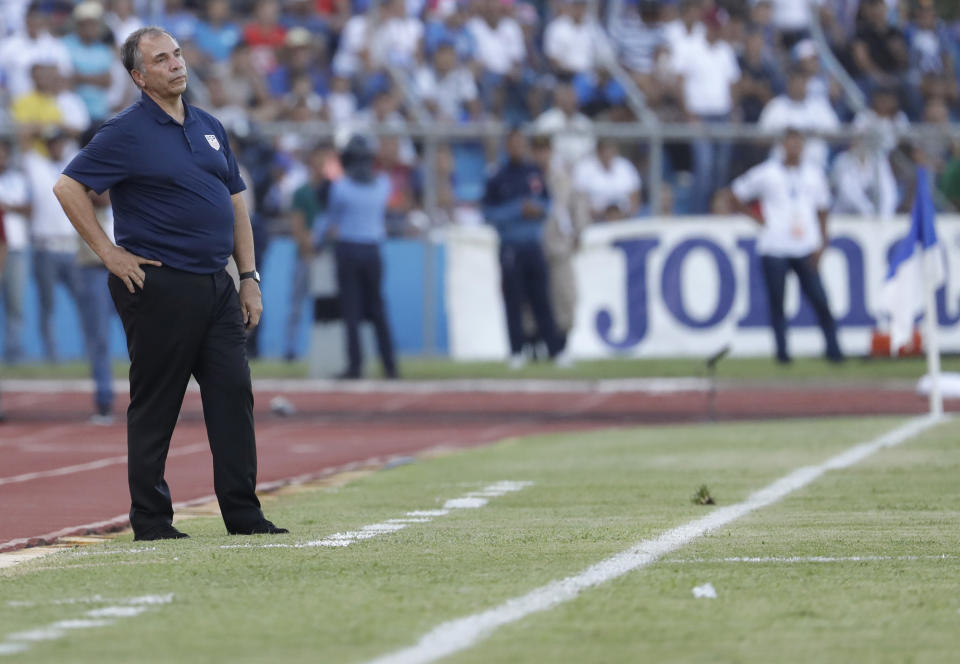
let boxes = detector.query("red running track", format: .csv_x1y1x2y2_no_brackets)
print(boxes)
1,384,954,551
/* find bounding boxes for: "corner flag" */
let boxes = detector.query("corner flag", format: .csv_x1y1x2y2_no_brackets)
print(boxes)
880,166,945,353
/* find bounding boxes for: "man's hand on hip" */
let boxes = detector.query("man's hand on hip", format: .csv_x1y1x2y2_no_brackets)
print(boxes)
103,246,162,293
239,279,263,329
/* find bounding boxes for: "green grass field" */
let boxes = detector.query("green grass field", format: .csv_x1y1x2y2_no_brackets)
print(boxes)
2,416,959,662
2,354,955,381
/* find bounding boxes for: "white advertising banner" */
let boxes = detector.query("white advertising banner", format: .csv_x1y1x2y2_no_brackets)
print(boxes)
444,216,960,359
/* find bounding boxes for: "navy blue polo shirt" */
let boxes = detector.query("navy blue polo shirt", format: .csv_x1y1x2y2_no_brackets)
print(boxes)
63,91,246,273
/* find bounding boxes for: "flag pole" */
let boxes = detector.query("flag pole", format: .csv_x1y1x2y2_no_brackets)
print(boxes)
923,257,943,418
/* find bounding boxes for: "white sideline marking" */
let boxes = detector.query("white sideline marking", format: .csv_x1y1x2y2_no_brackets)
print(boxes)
665,555,957,564
0,594,173,657
366,415,946,664
444,498,487,509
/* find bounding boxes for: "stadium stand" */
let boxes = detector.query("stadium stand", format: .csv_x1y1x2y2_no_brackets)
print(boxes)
0,0,959,365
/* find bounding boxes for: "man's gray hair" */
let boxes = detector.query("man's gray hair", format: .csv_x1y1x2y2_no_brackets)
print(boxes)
121,26,177,79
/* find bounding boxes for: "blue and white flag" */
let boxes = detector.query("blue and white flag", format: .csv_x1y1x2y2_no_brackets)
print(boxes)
880,166,945,352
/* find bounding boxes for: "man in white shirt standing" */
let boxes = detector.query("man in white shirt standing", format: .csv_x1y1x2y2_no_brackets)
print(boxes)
0,139,30,364
731,128,843,364
673,9,740,213
543,0,610,77
23,128,80,362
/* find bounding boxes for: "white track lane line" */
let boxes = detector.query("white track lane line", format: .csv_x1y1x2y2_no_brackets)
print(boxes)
366,415,947,664
0,443,207,487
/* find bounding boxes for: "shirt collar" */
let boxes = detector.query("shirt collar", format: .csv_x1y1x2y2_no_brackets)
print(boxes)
139,90,192,125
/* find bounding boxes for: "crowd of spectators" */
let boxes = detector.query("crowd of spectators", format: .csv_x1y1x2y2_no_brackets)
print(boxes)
0,0,960,363
0,1,959,227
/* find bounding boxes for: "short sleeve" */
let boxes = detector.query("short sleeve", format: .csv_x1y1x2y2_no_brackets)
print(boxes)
219,128,247,195
61,119,132,194
731,164,765,203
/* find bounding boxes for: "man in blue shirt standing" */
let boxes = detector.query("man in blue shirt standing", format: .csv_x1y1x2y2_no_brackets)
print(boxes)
316,135,398,379
484,128,564,368
53,27,286,541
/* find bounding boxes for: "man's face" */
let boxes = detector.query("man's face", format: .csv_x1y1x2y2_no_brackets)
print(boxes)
783,133,805,161
134,33,188,98
208,0,230,22
570,2,587,22
531,142,551,169
787,74,807,101
434,46,456,73
556,84,577,114
507,132,528,160
865,1,887,29
78,18,101,43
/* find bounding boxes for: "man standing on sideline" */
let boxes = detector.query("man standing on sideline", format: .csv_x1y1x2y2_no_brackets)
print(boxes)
484,129,565,369
731,128,844,365
531,134,589,354
53,27,287,541
24,127,80,363
315,135,398,380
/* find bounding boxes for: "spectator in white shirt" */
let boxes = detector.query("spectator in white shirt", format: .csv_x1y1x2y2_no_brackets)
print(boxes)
852,87,909,155
327,72,358,126
534,79,595,169
415,41,480,122
731,128,843,364
664,0,707,59
105,0,144,46
22,128,81,363
467,0,525,77
0,4,72,98
543,0,611,76
759,67,839,168
831,139,898,217
0,139,30,364
371,0,424,70
673,9,740,213
765,0,824,50
574,139,642,222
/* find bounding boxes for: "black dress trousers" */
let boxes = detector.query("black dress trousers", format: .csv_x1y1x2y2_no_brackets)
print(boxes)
109,266,265,536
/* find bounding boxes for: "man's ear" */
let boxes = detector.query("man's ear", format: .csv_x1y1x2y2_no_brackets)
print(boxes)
130,69,144,88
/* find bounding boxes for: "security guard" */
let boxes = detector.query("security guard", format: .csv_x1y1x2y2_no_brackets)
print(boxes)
484,128,563,368
731,128,844,364
53,27,286,540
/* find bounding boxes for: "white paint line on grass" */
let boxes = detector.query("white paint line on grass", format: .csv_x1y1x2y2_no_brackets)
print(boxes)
366,415,947,664
0,594,173,657
664,555,957,564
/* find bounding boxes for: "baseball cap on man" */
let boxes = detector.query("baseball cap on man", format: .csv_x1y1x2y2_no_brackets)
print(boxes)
74,1,104,22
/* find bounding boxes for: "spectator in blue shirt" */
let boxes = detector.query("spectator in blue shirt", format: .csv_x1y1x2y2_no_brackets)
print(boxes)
267,27,330,98
483,128,564,368
62,2,116,122
316,135,398,379
53,27,286,541
193,0,242,64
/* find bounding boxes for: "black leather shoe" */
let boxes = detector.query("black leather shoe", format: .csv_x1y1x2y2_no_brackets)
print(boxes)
229,520,289,535
134,525,190,541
